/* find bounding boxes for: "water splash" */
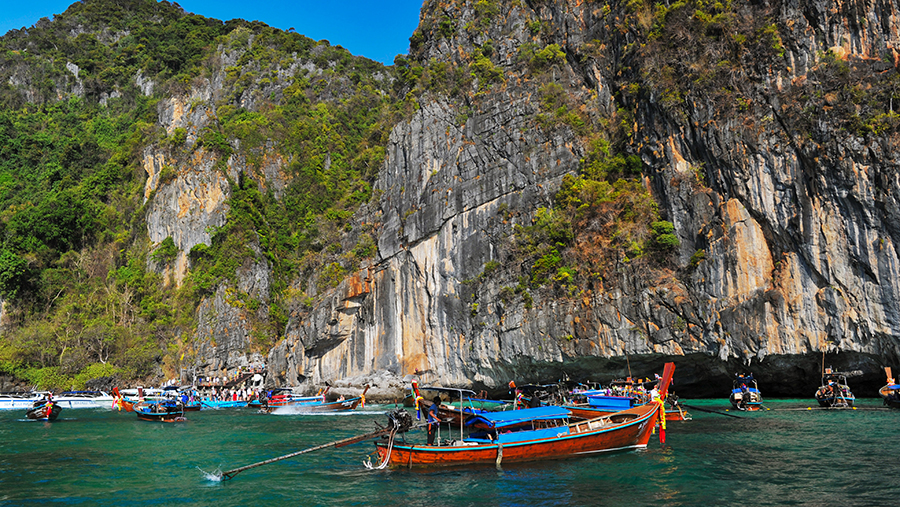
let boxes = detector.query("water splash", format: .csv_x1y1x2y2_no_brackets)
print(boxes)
197,466,224,482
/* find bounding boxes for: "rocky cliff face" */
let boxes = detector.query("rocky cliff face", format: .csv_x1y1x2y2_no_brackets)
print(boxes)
262,0,900,398
118,0,898,398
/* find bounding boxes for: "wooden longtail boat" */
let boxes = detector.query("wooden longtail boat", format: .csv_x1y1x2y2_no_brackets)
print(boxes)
375,401,659,468
162,385,202,411
815,369,855,407
566,402,690,422
413,385,506,426
262,386,369,413
203,399,249,409
374,363,675,468
296,386,369,412
26,400,62,421
564,374,690,421
133,400,186,422
879,367,900,409
262,388,325,411
729,374,763,411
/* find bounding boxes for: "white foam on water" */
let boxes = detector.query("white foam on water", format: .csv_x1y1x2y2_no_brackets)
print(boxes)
197,466,224,482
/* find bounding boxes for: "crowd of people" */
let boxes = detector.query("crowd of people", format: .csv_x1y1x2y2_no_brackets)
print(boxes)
203,386,261,403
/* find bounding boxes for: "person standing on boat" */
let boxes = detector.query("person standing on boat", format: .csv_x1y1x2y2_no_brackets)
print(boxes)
427,396,441,445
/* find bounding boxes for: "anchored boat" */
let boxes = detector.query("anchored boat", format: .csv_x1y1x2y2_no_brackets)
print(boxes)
729,374,763,411
0,391,46,410
879,367,900,409
26,398,62,421
52,391,115,409
815,369,855,408
260,386,369,413
565,375,690,421
372,363,675,468
133,399,186,422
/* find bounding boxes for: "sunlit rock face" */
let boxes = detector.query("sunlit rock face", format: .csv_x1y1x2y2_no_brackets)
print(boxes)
158,0,900,398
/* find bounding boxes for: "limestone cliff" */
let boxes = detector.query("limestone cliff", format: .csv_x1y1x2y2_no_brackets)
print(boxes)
263,0,900,397
83,0,899,398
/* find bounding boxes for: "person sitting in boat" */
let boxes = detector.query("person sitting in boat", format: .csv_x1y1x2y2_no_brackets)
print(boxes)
739,383,749,408
528,393,541,408
427,396,441,445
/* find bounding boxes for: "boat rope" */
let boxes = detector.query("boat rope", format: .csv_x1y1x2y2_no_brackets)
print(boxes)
681,403,744,419
219,409,415,480
364,429,397,470
365,409,421,470
495,443,503,468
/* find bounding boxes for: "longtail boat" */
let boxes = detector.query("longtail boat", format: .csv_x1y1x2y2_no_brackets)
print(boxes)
116,387,167,412
564,374,690,421
297,386,369,412
133,400,186,422
412,384,507,426
565,397,690,422
26,399,62,421
162,386,202,411
879,367,900,409
262,386,369,413
203,399,249,409
729,373,763,411
373,363,675,468
815,368,855,408
262,387,325,411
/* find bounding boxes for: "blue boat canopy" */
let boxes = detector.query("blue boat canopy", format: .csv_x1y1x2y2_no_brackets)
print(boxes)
465,406,570,429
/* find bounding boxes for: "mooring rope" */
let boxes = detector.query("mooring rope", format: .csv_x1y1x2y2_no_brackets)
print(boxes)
364,428,397,470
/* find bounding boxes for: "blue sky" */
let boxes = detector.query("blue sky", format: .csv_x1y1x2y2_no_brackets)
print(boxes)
0,1,424,65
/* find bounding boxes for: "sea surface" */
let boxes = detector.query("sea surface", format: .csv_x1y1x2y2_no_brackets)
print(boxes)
0,399,893,506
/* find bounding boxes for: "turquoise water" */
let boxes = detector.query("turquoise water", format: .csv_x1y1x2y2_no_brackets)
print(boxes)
0,399,894,506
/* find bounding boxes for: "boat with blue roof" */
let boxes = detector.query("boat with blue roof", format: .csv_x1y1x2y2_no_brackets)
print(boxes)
371,363,675,468
564,376,690,421
730,373,763,411
133,399,187,422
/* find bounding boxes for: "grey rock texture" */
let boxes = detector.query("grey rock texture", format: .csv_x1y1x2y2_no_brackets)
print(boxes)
144,147,230,286
266,0,900,397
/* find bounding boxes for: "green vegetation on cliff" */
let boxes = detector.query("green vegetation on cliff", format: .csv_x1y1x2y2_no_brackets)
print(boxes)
0,0,397,388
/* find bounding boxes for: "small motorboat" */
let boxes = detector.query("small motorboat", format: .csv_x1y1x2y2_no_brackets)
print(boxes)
815,368,855,408
729,373,763,411
53,391,115,409
133,399,186,422
0,391,47,410
26,398,62,421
